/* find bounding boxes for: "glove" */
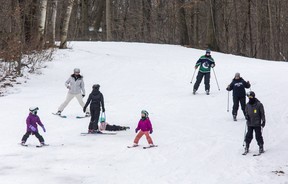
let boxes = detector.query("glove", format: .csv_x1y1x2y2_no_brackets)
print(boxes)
102,108,105,112
83,107,86,113
67,86,71,89
245,115,249,120
42,126,46,132
150,129,153,134
29,125,37,132
226,85,230,91
261,121,265,128
211,64,215,68
195,66,198,69
135,128,138,133
82,94,85,98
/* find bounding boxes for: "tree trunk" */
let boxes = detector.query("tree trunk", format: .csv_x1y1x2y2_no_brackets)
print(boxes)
106,0,112,41
60,0,74,49
38,0,48,47
267,0,275,59
51,0,58,44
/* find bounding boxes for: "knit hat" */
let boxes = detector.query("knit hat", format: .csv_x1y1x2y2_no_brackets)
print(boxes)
206,49,211,54
235,72,240,78
74,68,80,73
92,84,100,90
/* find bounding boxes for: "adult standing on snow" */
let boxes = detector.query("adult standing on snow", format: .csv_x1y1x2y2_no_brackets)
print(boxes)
226,73,250,121
56,68,89,116
83,84,105,133
193,49,215,95
244,91,266,154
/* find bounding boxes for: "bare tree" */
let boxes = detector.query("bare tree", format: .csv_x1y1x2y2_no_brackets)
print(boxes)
106,0,112,41
37,0,48,47
60,0,74,49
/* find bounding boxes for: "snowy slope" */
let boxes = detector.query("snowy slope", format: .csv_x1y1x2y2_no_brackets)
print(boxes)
0,42,288,184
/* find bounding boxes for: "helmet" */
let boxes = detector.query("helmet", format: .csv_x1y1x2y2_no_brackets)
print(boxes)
141,110,149,118
246,91,255,98
74,68,80,73
92,84,100,90
206,49,211,54
29,107,39,115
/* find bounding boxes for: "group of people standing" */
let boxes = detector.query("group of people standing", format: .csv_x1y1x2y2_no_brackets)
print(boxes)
21,68,154,147
192,50,266,154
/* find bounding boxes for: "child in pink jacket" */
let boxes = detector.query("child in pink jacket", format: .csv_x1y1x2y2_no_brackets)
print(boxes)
133,110,154,146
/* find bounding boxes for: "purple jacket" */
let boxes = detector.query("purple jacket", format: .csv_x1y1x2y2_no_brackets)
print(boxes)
26,113,44,132
136,118,153,132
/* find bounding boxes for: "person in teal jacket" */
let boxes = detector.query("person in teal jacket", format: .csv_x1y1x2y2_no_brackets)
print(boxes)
193,49,215,95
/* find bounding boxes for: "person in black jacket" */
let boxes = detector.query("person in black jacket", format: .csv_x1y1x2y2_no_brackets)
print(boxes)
83,84,105,133
226,73,250,121
244,91,266,154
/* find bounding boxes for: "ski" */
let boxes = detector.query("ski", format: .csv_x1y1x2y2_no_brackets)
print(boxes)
36,144,49,148
143,145,158,149
52,113,67,118
127,145,139,148
76,116,89,119
20,143,28,147
253,151,264,156
242,151,249,155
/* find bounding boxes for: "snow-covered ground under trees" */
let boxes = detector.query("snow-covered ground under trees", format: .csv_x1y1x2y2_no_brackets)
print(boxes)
0,42,288,184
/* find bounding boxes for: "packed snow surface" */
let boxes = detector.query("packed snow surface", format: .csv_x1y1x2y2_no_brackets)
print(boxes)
1,42,288,184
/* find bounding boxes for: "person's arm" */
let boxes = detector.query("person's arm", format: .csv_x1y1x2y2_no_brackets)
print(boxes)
260,103,266,127
65,77,71,89
37,116,46,132
243,79,251,89
100,93,105,112
195,58,202,68
83,94,92,112
226,80,234,91
81,78,85,96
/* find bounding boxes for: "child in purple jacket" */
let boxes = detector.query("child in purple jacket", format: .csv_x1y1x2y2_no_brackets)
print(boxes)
21,107,47,146
132,110,154,147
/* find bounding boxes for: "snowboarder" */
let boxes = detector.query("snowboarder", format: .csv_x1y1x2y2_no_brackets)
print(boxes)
193,49,215,95
83,84,105,133
98,113,130,131
226,72,251,121
132,110,154,147
244,91,266,154
56,68,90,116
21,107,47,146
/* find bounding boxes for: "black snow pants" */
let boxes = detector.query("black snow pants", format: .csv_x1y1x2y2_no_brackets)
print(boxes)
105,124,126,131
193,72,211,91
245,126,264,147
89,106,100,130
232,96,246,116
21,131,44,143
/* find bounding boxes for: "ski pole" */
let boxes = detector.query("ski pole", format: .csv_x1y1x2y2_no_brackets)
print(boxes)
190,68,197,84
243,124,247,147
212,68,220,91
227,91,230,112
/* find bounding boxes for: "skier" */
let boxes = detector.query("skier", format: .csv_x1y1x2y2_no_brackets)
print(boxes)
21,107,47,146
244,91,266,154
226,72,251,121
132,110,154,147
193,49,215,95
56,68,90,116
98,114,130,131
83,84,105,133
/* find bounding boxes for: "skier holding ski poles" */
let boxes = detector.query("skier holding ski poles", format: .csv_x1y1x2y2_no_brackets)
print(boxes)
243,91,266,155
226,72,250,121
83,84,105,133
193,49,215,95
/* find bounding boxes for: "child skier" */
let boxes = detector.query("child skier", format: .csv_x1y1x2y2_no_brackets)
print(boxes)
98,113,130,131
21,107,47,146
131,110,155,147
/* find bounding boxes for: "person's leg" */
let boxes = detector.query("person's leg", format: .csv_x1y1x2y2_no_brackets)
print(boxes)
144,131,154,145
134,131,144,144
21,132,31,143
204,72,211,91
193,72,204,91
232,97,240,117
240,97,246,116
58,93,75,112
255,127,264,147
245,126,254,150
76,93,90,114
34,132,45,144
93,109,101,130
88,107,96,131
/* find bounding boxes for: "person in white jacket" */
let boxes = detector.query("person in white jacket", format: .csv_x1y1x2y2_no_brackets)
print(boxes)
56,68,90,116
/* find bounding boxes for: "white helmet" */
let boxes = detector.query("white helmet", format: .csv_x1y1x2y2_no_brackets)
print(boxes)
29,107,39,115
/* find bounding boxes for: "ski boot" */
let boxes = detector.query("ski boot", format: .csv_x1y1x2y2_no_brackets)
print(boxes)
259,145,264,153
193,89,196,95
206,90,210,95
56,111,62,115
242,145,249,155
233,115,237,121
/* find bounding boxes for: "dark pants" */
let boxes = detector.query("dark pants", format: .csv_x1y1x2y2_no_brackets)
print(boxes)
193,72,211,91
232,96,246,116
106,124,126,131
89,106,100,130
21,131,44,143
245,126,264,146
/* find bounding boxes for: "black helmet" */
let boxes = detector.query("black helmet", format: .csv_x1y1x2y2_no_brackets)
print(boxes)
246,91,255,98
92,84,100,90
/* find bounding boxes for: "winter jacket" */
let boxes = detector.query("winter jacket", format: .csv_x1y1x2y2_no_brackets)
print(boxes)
84,89,105,110
26,113,44,132
245,99,265,127
227,78,250,97
65,74,85,95
195,55,215,73
135,118,153,132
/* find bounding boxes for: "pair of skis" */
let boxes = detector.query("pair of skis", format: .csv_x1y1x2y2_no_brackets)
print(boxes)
127,145,158,149
21,143,49,148
52,113,89,119
242,150,264,156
